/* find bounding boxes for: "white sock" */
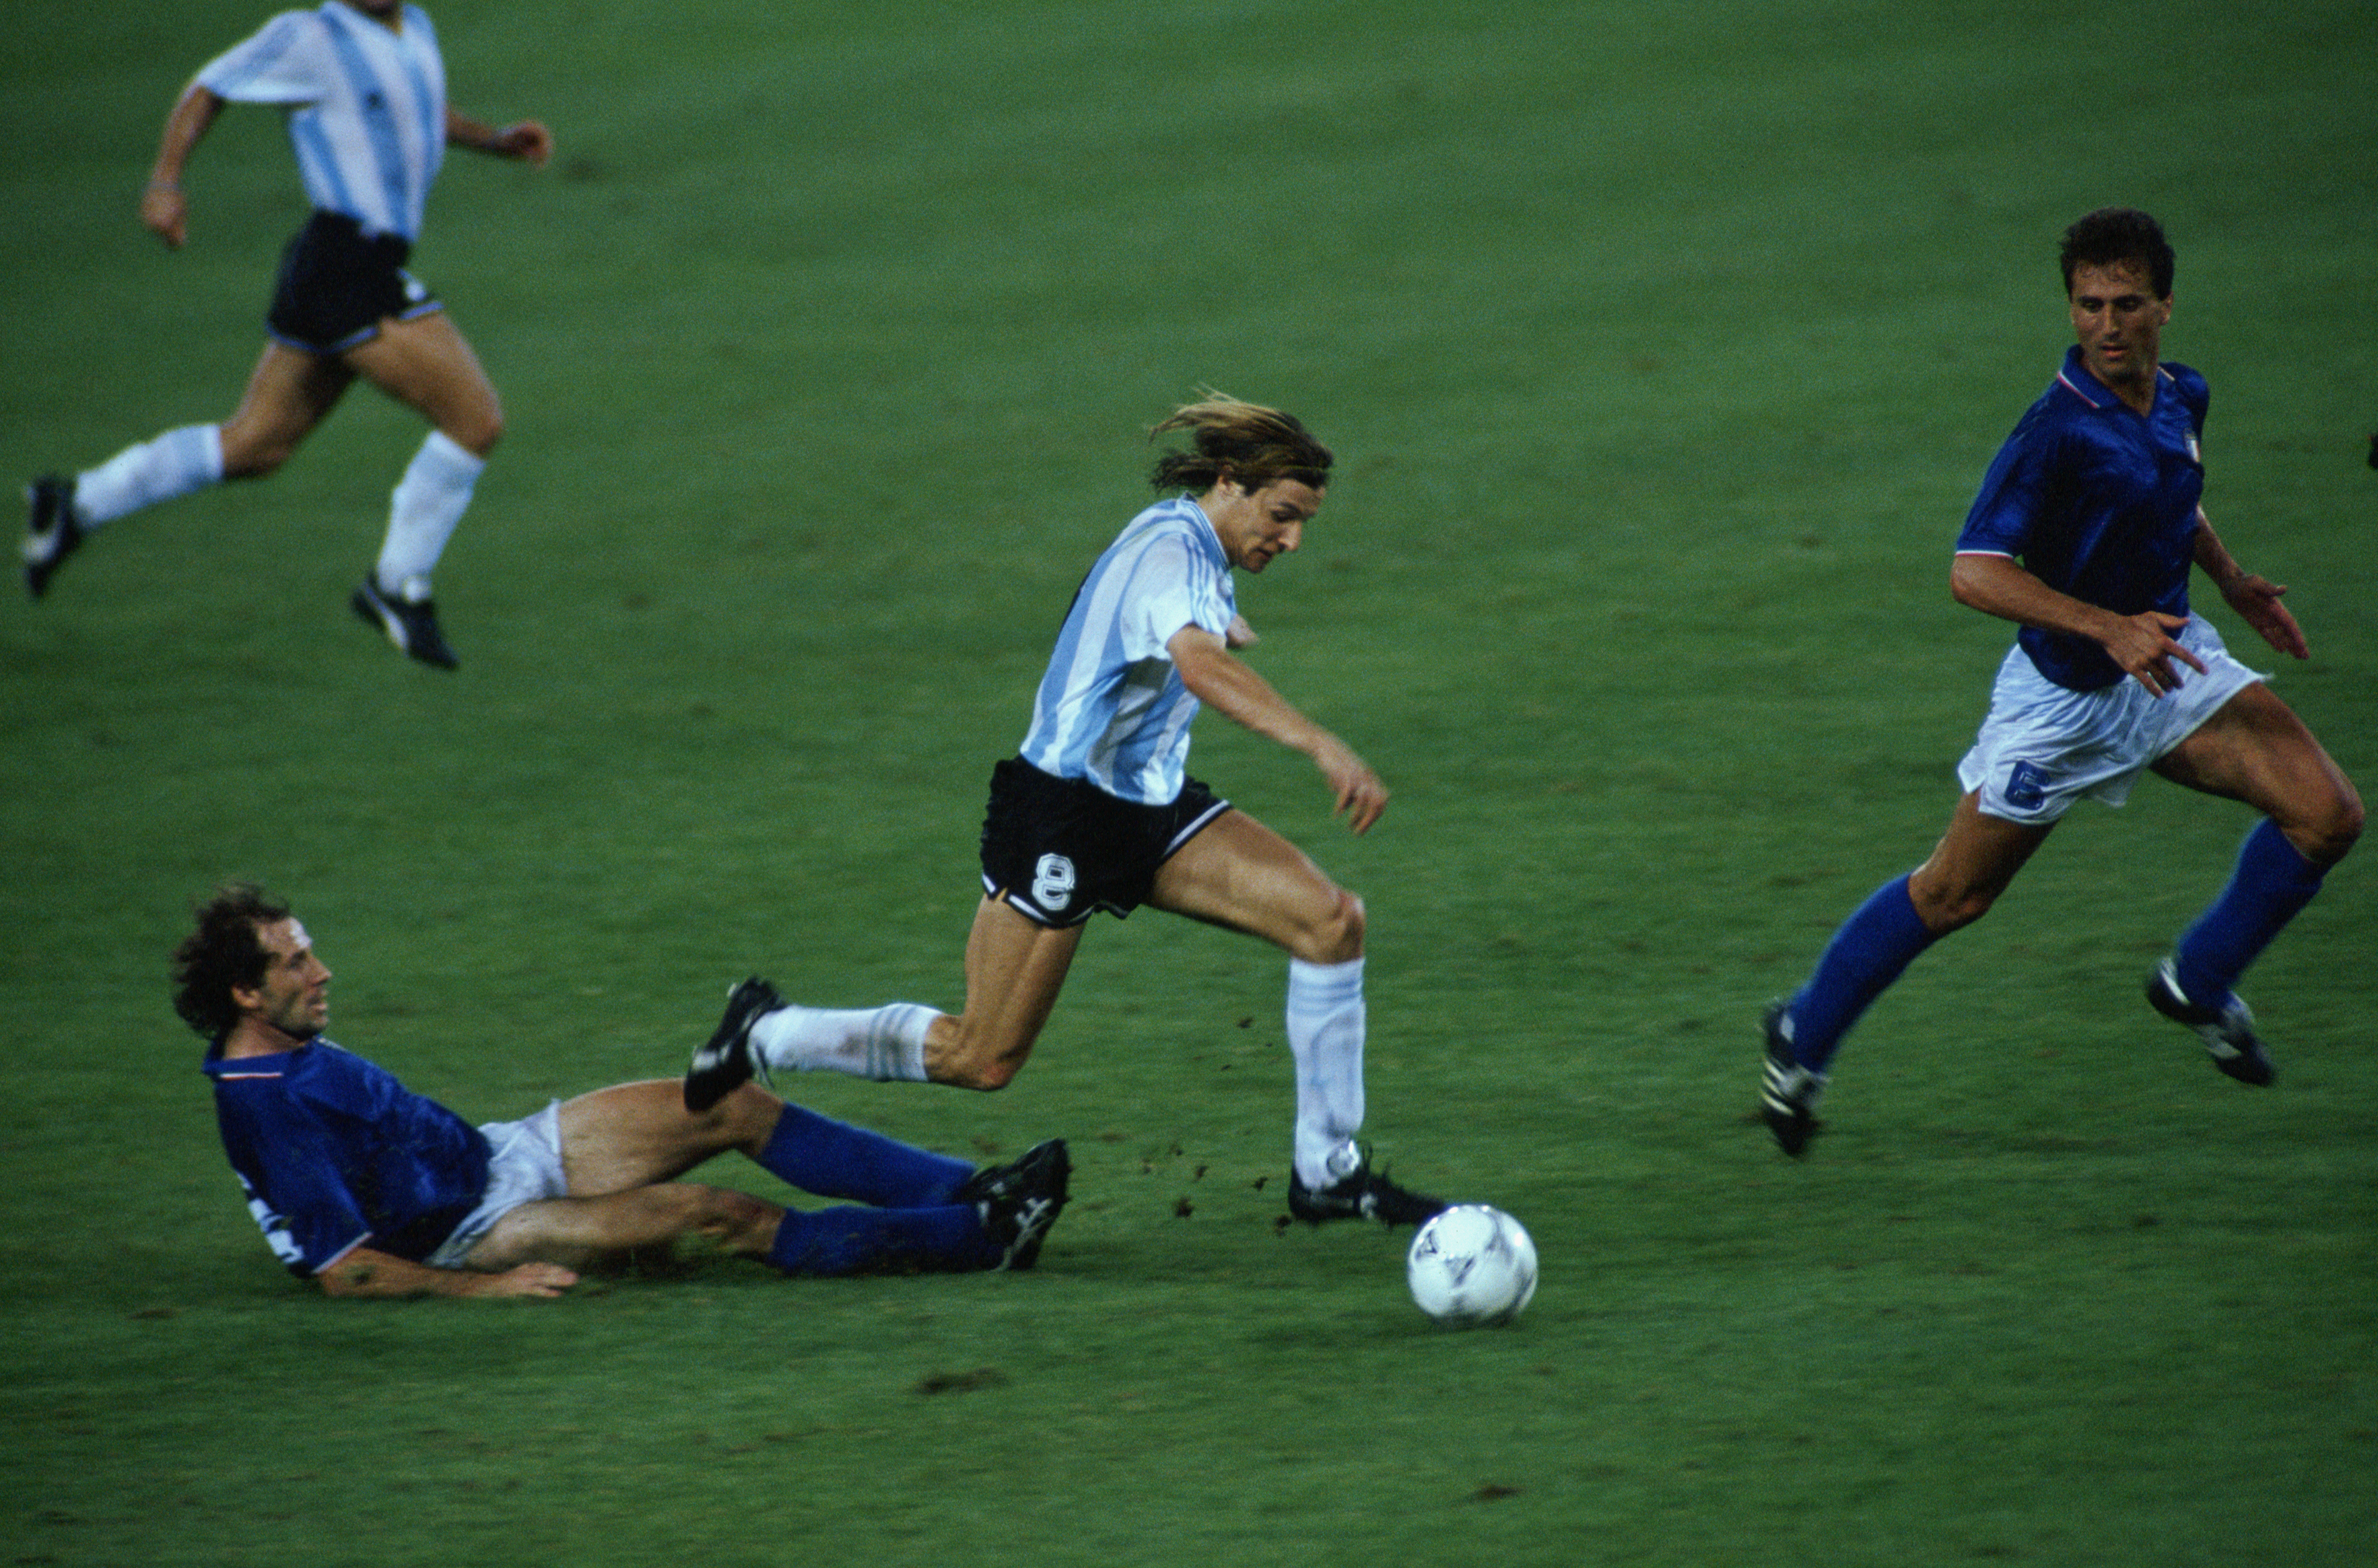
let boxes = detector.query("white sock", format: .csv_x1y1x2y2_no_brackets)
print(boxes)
74,423,224,527
751,1002,933,1083
1287,957,1367,1189
375,430,483,598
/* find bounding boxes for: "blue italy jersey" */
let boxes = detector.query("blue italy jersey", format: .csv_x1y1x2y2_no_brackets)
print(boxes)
1956,345,2209,691
1017,496,1238,805
197,3,448,242
203,1037,489,1276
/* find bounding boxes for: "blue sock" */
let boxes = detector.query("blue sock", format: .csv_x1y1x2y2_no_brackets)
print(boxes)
766,1204,998,1276
756,1103,974,1208
2171,819,2325,1007
1787,875,1940,1074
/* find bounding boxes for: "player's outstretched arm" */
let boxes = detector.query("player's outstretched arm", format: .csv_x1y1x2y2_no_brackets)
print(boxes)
2192,508,2308,660
1950,550,2207,697
316,1246,577,1300
446,107,552,166
141,82,225,248
1168,625,1388,833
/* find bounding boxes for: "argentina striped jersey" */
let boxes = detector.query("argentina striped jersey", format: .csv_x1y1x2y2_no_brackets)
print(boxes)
1018,497,1237,805
197,3,448,241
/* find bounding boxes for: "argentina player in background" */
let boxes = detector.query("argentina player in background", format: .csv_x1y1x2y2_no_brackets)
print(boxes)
1760,209,2363,1156
686,396,1452,1229
22,0,549,669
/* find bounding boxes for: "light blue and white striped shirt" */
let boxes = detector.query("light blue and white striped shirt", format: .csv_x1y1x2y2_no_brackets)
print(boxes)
1018,497,1237,806
197,3,447,242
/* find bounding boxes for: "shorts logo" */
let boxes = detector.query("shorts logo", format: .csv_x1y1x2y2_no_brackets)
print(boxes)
2005,761,2049,811
1031,853,1077,912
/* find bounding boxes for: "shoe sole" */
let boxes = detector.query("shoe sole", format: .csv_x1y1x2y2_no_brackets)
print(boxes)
683,980,778,1112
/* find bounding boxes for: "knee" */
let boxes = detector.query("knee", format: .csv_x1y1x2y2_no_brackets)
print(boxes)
1290,889,1365,965
1907,875,1996,936
685,1184,780,1247
708,1083,786,1147
934,1052,1022,1093
217,430,298,479
2292,790,2364,869
443,401,504,458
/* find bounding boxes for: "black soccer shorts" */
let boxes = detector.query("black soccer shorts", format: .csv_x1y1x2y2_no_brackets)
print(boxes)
977,757,1229,928
266,211,441,355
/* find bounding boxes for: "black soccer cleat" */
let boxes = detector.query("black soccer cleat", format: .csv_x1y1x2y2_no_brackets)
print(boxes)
2146,959,2276,1087
957,1138,1071,1270
1760,998,1826,1157
683,977,784,1112
351,576,460,669
23,475,83,599
1287,1155,1447,1228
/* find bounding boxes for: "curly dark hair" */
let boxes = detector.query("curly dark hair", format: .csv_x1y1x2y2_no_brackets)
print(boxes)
172,883,290,1041
1149,394,1332,494
2060,207,2175,299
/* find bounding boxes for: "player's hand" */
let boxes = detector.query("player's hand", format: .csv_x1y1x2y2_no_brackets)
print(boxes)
1312,735,1388,835
493,121,553,166
480,1262,578,1298
1224,614,1260,649
2104,611,2207,697
2220,573,2309,660
141,184,189,248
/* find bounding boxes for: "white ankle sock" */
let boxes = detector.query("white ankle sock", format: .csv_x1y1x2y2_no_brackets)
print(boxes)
751,1002,933,1083
75,423,224,526
1287,957,1367,1188
375,431,483,596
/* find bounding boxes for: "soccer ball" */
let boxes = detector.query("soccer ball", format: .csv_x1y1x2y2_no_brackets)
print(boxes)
1406,1204,1537,1328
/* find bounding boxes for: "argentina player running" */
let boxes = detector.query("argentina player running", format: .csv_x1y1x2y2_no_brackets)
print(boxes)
22,0,550,668
1759,209,2362,1155
687,397,1450,1228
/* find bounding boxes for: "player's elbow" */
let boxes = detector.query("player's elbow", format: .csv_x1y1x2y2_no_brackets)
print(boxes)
1949,555,1994,609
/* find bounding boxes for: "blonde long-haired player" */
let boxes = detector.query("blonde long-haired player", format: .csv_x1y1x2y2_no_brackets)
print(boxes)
686,395,1450,1229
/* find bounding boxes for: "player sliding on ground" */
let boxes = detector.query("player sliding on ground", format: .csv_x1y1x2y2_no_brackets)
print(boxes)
687,396,1448,1228
180,884,1068,1297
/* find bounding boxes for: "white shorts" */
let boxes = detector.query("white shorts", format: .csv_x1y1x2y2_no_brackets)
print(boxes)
425,1100,568,1268
1956,616,2264,825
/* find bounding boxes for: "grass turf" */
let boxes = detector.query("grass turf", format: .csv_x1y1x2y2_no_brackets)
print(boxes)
3,1,2373,1563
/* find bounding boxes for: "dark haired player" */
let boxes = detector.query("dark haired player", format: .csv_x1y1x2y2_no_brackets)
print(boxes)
1760,209,2362,1155
178,885,1068,1297
685,396,1448,1227
23,1,549,667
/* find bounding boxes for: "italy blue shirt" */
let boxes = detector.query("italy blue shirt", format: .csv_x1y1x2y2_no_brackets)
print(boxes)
1955,345,2209,691
203,1037,490,1276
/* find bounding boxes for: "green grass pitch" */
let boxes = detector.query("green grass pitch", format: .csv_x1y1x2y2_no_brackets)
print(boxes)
3,1,2373,1563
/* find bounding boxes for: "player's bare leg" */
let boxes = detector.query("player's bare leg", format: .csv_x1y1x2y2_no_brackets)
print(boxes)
1145,809,1362,961
1905,792,2057,934
1151,811,1441,1225
217,342,355,476
343,310,504,456
2152,683,2361,866
2144,683,2360,1081
555,1079,788,1192
462,1182,786,1271
922,897,1085,1090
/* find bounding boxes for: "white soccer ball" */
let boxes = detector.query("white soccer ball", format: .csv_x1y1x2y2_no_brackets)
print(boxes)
1406,1204,1537,1328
